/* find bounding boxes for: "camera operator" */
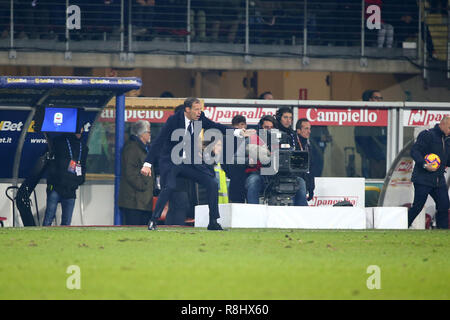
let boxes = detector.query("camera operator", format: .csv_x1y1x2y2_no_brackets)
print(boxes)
274,107,311,206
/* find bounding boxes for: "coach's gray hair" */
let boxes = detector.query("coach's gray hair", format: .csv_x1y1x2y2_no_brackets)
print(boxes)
131,120,150,137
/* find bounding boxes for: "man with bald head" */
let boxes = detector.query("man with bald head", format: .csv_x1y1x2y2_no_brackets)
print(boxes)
408,116,450,229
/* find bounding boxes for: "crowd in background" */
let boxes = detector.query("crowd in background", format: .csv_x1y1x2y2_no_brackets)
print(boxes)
0,0,444,50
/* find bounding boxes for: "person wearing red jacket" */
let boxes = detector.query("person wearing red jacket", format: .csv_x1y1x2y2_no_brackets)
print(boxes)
244,115,276,204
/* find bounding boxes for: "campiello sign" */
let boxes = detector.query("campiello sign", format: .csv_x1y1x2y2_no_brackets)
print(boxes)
99,108,173,123
299,107,388,126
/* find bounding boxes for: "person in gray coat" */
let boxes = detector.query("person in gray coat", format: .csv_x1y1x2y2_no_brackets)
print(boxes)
119,120,154,225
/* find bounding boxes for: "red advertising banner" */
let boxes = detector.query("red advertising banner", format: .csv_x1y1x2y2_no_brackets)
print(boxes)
203,106,277,125
403,109,450,127
298,107,388,126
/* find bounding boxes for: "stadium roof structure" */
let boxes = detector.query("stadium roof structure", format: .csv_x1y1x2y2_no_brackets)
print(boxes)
0,76,142,226
0,76,141,108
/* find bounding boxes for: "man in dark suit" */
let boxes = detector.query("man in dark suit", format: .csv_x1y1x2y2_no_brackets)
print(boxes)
141,97,255,230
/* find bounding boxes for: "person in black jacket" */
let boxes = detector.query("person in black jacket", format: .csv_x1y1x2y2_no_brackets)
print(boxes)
222,115,248,203
295,118,316,203
408,116,450,229
140,97,255,230
43,126,89,226
118,120,154,225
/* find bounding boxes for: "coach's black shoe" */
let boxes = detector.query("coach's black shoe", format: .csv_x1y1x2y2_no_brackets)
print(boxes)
207,221,225,231
148,219,157,231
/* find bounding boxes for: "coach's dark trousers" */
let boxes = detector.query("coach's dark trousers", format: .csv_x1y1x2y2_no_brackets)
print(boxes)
152,163,219,222
408,183,449,229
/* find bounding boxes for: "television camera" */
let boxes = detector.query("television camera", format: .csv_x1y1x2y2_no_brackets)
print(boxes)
260,130,310,206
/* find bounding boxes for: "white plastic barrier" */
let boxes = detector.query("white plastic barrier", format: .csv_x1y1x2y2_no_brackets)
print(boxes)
267,206,366,229
195,204,367,229
0,182,114,227
365,207,408,229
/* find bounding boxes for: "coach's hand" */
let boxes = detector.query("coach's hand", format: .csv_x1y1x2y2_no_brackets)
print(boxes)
141,166,152,176
241,129,257,137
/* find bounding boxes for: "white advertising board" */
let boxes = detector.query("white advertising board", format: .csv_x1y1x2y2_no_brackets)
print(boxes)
308,177,365,208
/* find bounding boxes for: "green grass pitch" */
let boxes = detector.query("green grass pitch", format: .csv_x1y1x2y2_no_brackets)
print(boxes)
0,227,449,300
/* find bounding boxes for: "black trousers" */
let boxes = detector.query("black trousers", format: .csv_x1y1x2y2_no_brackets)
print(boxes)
120,208,151,226
408,183,449,229
152,164,219,222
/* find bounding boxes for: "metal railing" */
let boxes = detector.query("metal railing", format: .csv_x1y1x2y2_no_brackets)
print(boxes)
0,1,448,65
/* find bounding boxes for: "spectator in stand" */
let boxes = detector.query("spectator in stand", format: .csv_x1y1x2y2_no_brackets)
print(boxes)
132,0,156,40
391,0,437,58
279,0,319,45
335,1,360,46
250,0,282,44
209,0,243,43
191,0,207,41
